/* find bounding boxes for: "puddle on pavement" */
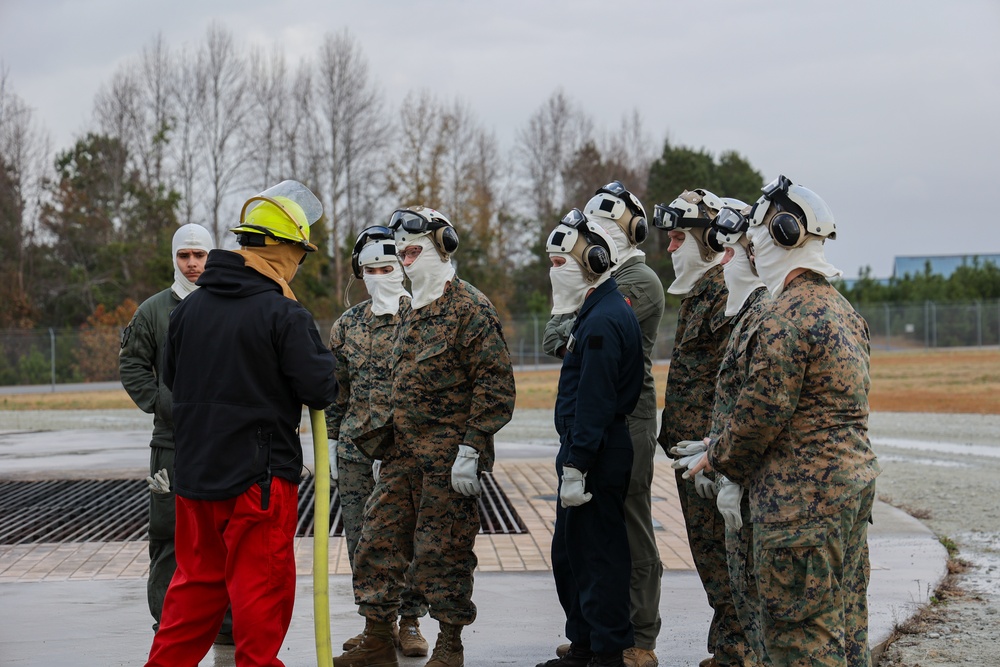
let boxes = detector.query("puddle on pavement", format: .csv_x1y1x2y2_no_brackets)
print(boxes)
956,532,1000,597
872,437,1000,460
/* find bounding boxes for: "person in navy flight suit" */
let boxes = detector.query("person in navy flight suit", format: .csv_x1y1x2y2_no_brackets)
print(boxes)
538,209,645,667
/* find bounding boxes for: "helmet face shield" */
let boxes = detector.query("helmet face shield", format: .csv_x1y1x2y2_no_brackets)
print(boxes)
232,180,322,251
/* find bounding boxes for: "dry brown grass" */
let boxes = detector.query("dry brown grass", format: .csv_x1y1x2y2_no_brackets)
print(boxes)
514,347,1000,414
1,348,997,414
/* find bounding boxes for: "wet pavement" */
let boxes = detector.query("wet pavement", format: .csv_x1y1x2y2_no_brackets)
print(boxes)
0,408,948,666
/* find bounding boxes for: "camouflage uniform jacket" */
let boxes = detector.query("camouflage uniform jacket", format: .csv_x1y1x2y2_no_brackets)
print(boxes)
326,298,410,464
119,287,180,449
708,286,770,442
658,264,732,453
708,272,882,523
390,277,516,473
543,255,664,420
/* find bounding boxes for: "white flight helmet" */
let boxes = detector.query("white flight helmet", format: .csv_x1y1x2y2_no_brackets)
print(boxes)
583,180,648,246
546,208,619,283
388,206,459,260
749,175,837,248
653,188,725,261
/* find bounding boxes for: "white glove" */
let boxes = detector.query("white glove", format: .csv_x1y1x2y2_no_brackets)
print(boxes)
693,470,717,499
329,439,339,484
146,468,171,494
560,466,592,508
670,439,710,481
451,445,481,496
716,476,744,530
372,459,381,482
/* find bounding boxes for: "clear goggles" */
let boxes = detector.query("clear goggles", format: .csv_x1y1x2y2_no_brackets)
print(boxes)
560,207,588,230
353,225,394,253
388,209,445,234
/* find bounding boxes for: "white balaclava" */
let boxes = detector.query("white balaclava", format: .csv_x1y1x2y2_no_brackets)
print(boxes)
359,243,409,316
401,235,456,310
549,252,613,315
722,242,766,317
747,224,842,298
171,223,215,299
667,229,722,296
594,217,643,266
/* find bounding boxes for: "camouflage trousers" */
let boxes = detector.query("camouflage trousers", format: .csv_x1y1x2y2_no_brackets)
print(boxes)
675,468,756,666
725,495,762,663
338,456,427,619
624,414,663,650
352,455,480,625
754,481,876,667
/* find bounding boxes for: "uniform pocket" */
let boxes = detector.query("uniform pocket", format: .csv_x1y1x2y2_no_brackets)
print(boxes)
756,522,834,625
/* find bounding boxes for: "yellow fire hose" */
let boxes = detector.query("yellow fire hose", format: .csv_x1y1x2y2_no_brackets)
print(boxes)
309,408,334,666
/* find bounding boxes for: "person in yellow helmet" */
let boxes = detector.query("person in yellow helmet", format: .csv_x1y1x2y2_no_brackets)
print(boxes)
144,181,338,667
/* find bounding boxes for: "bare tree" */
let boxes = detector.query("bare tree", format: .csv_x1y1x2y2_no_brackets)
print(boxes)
313,29,391,297
93,35,177,196
245,45,290,189
601,108,655,199
513,90,593,224
0,67,51,326
194,23,250,245
171,44,204,227
387,89,446,206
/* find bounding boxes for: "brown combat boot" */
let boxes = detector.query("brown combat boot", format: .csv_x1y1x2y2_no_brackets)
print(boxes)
398,616,429,657
342,619,399,650
334,619,399,667
622,647,658,667
425,622,464,667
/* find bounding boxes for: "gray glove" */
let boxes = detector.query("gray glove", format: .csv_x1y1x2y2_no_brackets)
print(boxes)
560,466,592,508
372,459,381,482
146,468,170,494
329,439,339,484
693,470,717,499
716,476,744,530
451,445,481,496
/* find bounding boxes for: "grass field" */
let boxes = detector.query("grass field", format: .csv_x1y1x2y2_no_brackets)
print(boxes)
1,348,997,414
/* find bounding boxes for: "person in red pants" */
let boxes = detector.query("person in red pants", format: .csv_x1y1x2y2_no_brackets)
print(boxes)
145,180,338,667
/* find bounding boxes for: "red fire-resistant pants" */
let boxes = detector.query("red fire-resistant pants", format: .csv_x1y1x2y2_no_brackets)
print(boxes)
145,477,298,667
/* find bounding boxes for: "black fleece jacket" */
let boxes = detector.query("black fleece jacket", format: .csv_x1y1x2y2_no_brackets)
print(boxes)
164,249,338,500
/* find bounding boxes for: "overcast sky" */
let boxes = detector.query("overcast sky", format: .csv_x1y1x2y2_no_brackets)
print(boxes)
2,0,999,279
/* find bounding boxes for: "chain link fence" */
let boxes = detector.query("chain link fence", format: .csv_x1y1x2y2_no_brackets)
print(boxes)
2,299,998,388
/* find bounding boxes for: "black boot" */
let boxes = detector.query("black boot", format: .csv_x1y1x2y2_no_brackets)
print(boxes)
536,643,595,667
587,652,625,667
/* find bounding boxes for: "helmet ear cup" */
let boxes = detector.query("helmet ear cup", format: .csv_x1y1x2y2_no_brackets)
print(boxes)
770,212,806,248
584,244,611,275
705,227,725,253
629,216,648,245
433,225,459,255
351,254,362,279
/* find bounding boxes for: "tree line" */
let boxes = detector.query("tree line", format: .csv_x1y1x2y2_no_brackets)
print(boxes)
1,24,767,332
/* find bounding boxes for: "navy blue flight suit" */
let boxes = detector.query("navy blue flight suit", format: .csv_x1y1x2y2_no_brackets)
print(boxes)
552,277,644,655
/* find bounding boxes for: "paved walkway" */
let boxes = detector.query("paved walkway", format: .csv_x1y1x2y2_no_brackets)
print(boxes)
0,416,948,666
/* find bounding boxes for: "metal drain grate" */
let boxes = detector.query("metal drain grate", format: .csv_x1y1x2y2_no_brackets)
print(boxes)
0,472,526,545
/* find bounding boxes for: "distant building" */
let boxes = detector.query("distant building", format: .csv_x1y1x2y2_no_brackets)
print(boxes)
893,254,1000,279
